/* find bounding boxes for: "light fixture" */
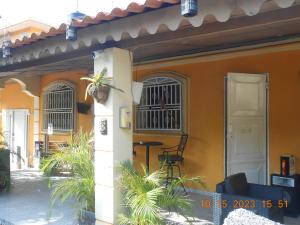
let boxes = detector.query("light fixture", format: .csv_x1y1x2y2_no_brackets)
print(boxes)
2,40,12,58
181,0,198,17
1,16,12,58
132,81,144,105
66,11,85,41
66,0,86,41
47,123,53,135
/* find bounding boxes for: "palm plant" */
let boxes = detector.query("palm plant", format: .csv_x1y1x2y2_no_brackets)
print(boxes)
0,132,10,190
0,132,8,149
118,161,204,225
41,130,95,212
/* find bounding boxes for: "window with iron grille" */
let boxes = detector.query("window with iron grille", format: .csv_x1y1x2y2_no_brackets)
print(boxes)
136,76,184,132
42,81,75,133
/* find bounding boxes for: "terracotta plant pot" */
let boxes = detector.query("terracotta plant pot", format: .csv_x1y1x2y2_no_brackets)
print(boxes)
91,86,110,104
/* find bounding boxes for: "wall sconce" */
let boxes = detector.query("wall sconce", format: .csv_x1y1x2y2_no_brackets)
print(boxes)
66,11,85,41
119,107,131,129
2,40,12,58
132,81,144,105
181,0,198,17
47,123,53,135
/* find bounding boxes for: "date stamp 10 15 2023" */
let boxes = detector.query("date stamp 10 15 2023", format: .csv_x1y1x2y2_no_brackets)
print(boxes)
200,199,288,209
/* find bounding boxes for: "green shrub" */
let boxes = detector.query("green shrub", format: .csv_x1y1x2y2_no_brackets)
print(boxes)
41,130,95,212
118,161,205,225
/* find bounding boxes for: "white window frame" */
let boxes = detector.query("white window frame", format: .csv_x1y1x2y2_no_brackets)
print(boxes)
42,81,76,133
135,72,186,133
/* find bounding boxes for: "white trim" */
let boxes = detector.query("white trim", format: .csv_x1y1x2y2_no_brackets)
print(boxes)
265,73,270,185
4,109,30,169
135,71,188,133
42,80,76,92
133,40,300,70
42,80,76,133
225,73,268,184
0,0,297,66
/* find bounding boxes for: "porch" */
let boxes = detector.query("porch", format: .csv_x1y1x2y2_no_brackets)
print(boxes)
1,44,300,224
0,0,300,224
0,170,77,225
1,170,300,225
2,44,300,187
0,170,213,225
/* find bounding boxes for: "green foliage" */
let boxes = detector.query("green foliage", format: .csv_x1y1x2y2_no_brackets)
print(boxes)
41,130,95,212
0,132,8,150
81,67,123,100
118,161,205,225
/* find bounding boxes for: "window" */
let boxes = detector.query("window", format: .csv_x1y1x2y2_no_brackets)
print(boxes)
43,81,75,133
136,75,185,132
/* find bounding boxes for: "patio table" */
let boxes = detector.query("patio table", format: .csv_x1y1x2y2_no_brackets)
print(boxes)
133,141,163,173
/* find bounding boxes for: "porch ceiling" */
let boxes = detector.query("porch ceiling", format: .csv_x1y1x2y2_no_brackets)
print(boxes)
0,1,300,76
127,5,300,62
0,55,93,77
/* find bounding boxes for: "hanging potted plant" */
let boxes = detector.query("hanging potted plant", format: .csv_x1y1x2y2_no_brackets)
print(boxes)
81,67,123,104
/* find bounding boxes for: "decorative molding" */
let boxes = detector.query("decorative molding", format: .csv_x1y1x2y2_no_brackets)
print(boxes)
0,0,297,67
133,40,300,70
0,76,40,97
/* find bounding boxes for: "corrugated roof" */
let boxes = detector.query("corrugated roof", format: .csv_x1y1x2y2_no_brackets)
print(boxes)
12,0,180,48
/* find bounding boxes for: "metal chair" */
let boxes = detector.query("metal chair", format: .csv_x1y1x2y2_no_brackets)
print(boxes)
158,134,188,185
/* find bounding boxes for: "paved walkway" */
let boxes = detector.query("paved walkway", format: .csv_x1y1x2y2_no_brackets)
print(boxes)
4,170,299,225
0,170,77,225
0,170,214,225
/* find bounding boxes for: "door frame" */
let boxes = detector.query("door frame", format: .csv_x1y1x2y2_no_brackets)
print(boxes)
3,109,30,169
224,73,269,184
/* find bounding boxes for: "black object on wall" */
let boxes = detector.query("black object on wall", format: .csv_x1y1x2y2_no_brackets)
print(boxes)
77,102,91,114
271,174,300,217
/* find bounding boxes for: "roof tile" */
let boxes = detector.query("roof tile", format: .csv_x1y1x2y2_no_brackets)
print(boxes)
12,0,179,48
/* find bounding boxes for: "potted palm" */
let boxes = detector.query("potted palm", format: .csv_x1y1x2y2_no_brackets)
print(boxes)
0,132,10,191
81,67,123,104
41,130,95,225
118,161,205,225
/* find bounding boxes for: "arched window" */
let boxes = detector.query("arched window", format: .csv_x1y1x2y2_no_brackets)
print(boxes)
42,81,75,133
135,74,186,132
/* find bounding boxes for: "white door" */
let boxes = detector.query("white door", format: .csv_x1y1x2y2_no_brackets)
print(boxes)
226,73,267,184
4,110,29,170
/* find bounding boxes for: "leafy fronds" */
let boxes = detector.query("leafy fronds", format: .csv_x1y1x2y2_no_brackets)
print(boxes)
41,129,95,212
0,132,8,149
81,67,124,100
118,161,205,225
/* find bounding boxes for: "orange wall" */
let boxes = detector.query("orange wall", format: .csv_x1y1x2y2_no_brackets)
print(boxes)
0,71,94,166
10,27,45,42
133,48,300,191
0,82,35,165
2,45,300,191
39,70,93,143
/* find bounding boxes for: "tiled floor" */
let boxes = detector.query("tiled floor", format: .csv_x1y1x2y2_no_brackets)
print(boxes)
284,216,300,225
0,170,76,225
0,170,299,225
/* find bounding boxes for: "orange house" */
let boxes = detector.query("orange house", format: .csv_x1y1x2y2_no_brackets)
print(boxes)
0,0,300,224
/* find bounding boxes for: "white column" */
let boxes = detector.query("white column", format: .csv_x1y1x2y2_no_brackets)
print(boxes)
94,48,133,225
33,96,40,168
